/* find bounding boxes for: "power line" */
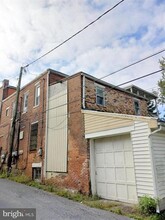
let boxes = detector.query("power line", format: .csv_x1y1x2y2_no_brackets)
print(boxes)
100,48,165,80
24,0,125,68
117,69,161,87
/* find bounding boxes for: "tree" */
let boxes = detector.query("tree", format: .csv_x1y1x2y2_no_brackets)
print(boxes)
158,57,165,104
156,57,165,121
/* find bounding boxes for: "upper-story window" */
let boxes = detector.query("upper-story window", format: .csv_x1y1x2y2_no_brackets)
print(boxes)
96,86,105,106
6,107,9,116
23,92,29,113
34,83,40,107
134,99,140,115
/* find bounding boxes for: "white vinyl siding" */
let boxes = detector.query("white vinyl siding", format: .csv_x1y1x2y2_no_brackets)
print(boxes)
131,121,154,197
46,81,67,173
151,133,165,200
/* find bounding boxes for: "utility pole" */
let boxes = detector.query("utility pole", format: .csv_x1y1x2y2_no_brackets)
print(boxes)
7,67,23,174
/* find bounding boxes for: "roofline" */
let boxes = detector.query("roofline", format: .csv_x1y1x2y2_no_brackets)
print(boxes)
49,71,149,100
79,72,149,100
47,68,68,78
2,69,68,101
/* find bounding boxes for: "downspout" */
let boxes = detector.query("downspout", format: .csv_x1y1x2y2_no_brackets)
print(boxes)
41,78,45,147
82,75,86,109
43,70,50,179
149,124,163,213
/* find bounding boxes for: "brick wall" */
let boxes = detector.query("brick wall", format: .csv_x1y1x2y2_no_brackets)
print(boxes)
85,77,148,116
0,71,66,177
0,94,16,154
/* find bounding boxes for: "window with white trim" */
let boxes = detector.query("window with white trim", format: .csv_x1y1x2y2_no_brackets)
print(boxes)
134,99,140,115
23,92,29,113
34,84,40,106
96,86,105,106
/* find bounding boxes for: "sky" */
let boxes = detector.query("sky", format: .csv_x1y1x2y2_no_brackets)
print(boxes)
0,0,164,93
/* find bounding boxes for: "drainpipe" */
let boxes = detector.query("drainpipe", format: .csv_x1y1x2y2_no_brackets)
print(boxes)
43,70,50,179
82,75,86,109
149,123,163,213
149,124,162,136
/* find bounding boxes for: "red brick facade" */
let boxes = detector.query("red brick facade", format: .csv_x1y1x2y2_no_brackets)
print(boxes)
0,70,66,178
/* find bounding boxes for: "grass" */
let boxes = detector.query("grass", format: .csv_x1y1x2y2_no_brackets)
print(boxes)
0,172,165,220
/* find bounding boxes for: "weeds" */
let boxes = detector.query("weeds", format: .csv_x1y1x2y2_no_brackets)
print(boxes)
1,172,165,220
139,196,157,215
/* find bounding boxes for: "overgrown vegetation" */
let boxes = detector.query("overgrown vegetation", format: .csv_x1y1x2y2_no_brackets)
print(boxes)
139,196,157,215
1,172,165,220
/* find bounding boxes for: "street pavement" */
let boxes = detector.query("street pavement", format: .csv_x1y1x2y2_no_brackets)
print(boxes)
0,179,132,220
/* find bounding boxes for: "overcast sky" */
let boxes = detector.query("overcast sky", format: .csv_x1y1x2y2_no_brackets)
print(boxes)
0,0,164,91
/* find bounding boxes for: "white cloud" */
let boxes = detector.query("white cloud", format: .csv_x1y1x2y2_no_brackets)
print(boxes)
0,0,164,93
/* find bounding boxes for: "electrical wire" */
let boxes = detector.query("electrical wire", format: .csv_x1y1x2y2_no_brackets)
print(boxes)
117,69,161,87
24,0,125,68
100,48,165,80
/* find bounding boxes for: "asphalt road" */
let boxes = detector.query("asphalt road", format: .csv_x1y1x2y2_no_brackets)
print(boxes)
0,179,132,220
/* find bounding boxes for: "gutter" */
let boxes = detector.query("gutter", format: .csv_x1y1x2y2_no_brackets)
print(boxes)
82,75,86,109
149,124,162,137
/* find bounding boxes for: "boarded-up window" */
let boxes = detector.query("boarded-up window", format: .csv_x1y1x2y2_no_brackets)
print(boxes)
30,123,38,150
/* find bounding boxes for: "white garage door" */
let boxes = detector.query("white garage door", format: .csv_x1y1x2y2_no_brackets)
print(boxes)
95,134,137,203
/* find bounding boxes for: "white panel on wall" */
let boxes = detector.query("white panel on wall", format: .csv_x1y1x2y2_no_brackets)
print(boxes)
46,81,67,172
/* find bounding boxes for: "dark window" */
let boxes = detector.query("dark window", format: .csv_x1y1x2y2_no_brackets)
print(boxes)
134,100,140,115
32,167,41,181
30,123,38,150
96,87,105,105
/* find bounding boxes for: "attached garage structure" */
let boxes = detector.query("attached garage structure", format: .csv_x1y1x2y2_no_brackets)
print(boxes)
83,110,165,211
95,134,137,203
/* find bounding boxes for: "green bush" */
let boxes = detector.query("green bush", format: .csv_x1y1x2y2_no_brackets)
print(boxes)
139,196,157,215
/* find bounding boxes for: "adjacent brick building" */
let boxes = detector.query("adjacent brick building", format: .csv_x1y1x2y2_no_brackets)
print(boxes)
0,69,156,195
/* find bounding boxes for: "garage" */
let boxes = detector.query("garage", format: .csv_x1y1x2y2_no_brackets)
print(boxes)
84,110,165,210
94,134,138,203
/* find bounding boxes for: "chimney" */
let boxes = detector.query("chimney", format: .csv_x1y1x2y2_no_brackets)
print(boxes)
3,79,9,88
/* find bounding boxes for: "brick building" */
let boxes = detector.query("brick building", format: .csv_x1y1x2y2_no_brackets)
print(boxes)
0,69,158,197
0,69,67,177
